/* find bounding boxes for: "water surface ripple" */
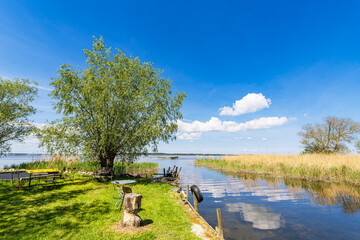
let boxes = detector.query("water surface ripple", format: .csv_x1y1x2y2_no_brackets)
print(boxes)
141,156,360,240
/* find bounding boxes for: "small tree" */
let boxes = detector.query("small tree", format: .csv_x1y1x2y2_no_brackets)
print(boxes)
0,78,38,155
38,37,185,170
298,116,360,153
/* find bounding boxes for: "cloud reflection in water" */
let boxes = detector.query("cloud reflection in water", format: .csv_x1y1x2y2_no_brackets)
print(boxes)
226,202,283,230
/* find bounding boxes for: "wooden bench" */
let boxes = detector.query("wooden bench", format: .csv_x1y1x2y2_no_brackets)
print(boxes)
25,169,62,188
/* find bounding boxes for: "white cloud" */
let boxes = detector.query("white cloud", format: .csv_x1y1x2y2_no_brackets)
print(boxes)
247,137,252,140
177,116,289,140
10,136,43,153
262,137,268,141
219,93,271,116
234,137,243,140
34,85,53,91
177,132,202,141
304,113,308,117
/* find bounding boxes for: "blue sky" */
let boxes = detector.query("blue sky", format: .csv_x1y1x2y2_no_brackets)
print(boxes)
1,0,360,154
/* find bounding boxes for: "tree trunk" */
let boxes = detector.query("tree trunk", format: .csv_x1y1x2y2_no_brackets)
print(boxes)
98,151,116,170
121,193,142,227
106,152,116,169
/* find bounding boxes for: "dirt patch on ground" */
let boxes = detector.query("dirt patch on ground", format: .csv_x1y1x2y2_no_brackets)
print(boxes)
111,221,152,235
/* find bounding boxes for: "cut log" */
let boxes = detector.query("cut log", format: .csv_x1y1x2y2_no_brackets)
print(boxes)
121,193,142,227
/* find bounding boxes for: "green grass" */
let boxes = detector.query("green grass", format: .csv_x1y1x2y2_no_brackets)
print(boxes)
0,177,200,240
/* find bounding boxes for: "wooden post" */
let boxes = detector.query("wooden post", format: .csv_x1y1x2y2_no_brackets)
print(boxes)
171,165,176,174
216,208,224,239
177,167,182,178
167,167,171,174
163,168,166,177
174,167,178,177
186,184,189,202
192,191,199,213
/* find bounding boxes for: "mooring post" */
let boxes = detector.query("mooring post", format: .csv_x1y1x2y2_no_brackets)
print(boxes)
167,167,171,174
216,208,224,239
174,167,178,177
177,167,182,178
163,168,166,177
186,184,189,202
171,165,176,174
192,191,199,213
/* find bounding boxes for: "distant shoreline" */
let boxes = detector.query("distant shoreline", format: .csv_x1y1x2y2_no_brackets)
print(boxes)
5,152,231,157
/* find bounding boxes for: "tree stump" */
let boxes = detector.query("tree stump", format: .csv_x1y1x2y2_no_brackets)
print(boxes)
121,193,142,227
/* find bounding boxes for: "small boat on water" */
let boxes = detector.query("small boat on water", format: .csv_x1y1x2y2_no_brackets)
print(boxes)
149,156,179,160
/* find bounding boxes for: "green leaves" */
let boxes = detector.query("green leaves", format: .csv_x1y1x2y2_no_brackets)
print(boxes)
40,37,186,167
0,78,38,155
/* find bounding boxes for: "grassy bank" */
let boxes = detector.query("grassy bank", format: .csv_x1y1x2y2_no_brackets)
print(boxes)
0,176,200,240
4,156,158,175
195,154,360,185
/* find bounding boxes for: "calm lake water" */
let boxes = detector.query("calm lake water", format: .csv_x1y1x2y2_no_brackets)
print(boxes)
3,155,360,239
139,156,360,240
0,155,43,169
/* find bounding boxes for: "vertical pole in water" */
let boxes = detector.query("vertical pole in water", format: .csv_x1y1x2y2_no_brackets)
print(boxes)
163,168,166,177
186,184,189,202
217,208,224,239
193,191,199,213
174,167,178,177
177,167,182,178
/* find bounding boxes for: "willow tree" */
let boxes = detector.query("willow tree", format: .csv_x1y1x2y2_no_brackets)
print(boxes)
39,37,185,170
0,78,38,155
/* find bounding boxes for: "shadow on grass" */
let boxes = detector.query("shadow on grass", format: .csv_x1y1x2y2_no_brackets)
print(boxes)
0,177,113,236
141,219,153,226
0,178,112,239
1,199,111,238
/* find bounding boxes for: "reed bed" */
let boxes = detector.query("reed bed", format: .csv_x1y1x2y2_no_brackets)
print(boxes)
6,155,158,175
195,154,360,184
6,155,99,172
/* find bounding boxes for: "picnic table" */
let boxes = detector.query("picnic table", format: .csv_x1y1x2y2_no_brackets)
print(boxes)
0,169,62,190
25,169,62,187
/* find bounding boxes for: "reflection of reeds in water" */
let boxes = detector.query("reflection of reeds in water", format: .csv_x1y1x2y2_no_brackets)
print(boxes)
305,184,360,214
234,173,360,214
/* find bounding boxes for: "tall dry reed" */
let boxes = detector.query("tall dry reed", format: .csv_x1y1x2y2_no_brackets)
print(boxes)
223,154,360,172
195,154,360,184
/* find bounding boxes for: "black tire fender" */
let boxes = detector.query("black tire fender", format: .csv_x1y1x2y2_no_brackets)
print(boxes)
191,185,203,203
